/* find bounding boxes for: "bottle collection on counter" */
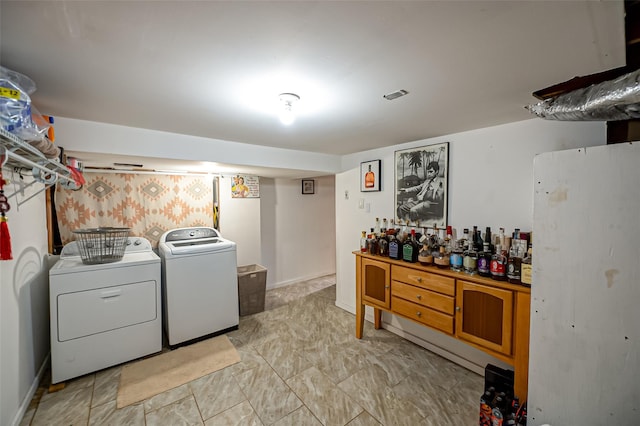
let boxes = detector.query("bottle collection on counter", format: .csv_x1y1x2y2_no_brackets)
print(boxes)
360,218,532,287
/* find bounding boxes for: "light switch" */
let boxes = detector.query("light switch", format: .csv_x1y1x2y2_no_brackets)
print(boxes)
365,203,370,212
358,199,364,209
344,190,349,200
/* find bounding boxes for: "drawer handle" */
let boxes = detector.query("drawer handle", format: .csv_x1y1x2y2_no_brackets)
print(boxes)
385,285,390,289
100,289,122,299
416,294,422,300
455,306,461,312
416,311,422,317
416,277,422,282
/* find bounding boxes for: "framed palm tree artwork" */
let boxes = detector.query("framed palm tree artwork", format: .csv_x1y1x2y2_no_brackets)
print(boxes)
394,142,449,228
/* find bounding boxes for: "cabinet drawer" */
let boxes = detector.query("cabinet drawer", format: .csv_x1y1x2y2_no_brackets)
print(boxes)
392,296,454,334
391,265,455,296
392,281,454,314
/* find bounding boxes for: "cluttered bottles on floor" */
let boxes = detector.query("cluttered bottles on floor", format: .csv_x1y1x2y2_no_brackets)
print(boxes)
359,218,532,287
480,364,527,426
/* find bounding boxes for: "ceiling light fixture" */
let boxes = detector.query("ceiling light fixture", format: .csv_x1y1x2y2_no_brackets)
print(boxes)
279,93,300,125
383,89,409,100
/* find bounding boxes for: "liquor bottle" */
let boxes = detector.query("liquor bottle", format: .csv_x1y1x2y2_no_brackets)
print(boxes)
490,244,507,281
450,240,464,272
374,217,381,235
446,225,453,245
367,229,378,255
520,244,532,287
382,218,388,234
498,227,506,249
462,228,470,249
506,240,522,284
463,240,478,274
472,225,483,251
485,226,494,253
402,229,419,263
434,245,450,269
388,234,401,260
491,395,505,426
360,231,368,253
479,387,495,426
378,232,389,257
418,235,433,265
477,242,492,277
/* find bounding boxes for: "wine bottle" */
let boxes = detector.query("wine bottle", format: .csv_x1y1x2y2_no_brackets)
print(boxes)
402,229,419,263
477,242,492,277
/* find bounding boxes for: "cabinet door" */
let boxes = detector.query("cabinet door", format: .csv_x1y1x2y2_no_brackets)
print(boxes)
455,280,513,355
361,258,391,309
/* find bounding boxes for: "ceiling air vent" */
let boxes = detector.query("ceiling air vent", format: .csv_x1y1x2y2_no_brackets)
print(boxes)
383,89,409,101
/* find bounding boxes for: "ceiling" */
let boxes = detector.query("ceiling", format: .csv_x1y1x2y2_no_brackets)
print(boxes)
0,1,626,173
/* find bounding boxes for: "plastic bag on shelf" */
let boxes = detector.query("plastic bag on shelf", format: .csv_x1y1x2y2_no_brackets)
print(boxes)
0,65,51,143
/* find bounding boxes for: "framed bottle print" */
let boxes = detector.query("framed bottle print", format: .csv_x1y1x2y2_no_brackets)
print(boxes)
361,160,381,192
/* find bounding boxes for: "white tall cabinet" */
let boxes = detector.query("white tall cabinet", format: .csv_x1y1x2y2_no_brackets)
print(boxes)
530,142,640,425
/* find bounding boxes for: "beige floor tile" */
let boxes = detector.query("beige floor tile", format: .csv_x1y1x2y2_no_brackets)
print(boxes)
190,367,247,420
92,366,121,407
31,381,93,426
287,366,363,425
346,411,383,426
143,383,192,413
204,401,263,426
271,405,323,426
145,395,203,426
88,400,145,425
235,364,302,424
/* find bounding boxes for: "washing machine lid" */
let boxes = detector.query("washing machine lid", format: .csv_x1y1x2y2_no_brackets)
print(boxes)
161,227,221,243
161,237,235,255
159,227,235,255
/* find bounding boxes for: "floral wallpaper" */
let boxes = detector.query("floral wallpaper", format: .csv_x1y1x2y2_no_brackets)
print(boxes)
55,172,215,248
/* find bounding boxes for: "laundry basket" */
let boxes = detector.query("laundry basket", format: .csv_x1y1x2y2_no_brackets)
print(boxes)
237,264,267,316
72,227,130,265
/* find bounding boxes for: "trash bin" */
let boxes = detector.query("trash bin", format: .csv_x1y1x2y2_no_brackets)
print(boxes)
237,264,267,316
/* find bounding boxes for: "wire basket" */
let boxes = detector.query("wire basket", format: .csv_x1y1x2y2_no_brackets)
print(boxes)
72,227,130,265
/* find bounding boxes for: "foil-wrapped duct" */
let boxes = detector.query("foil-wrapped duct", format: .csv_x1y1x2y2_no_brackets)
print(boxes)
526,68,640,121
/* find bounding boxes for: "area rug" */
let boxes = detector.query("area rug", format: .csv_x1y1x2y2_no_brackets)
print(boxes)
117,335,240,408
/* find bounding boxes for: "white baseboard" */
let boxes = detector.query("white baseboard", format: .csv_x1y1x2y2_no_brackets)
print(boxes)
12,353,50,426
381,323,484,376
267,271,335,290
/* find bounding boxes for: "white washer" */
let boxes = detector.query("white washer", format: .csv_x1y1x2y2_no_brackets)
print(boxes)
158,227,239,346
49,237,162,384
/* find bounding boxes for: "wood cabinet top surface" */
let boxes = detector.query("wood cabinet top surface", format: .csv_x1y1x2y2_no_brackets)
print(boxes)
354,251,530,294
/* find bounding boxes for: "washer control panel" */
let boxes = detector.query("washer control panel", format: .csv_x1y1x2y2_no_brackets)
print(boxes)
164,227,220,242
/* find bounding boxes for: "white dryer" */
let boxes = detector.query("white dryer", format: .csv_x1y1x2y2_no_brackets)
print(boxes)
158,227,239,346
49,237,161,384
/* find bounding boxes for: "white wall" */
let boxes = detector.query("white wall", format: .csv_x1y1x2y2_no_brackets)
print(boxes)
335,118,607,373
260,176,336,288
0,180,51,426
218,175,262,267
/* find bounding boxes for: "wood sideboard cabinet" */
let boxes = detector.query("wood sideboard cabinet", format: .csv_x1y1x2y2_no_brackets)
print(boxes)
354,252,531,401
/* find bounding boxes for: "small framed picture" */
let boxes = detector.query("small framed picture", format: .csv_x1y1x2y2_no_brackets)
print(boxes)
302,179,315,194
361,160,381,192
